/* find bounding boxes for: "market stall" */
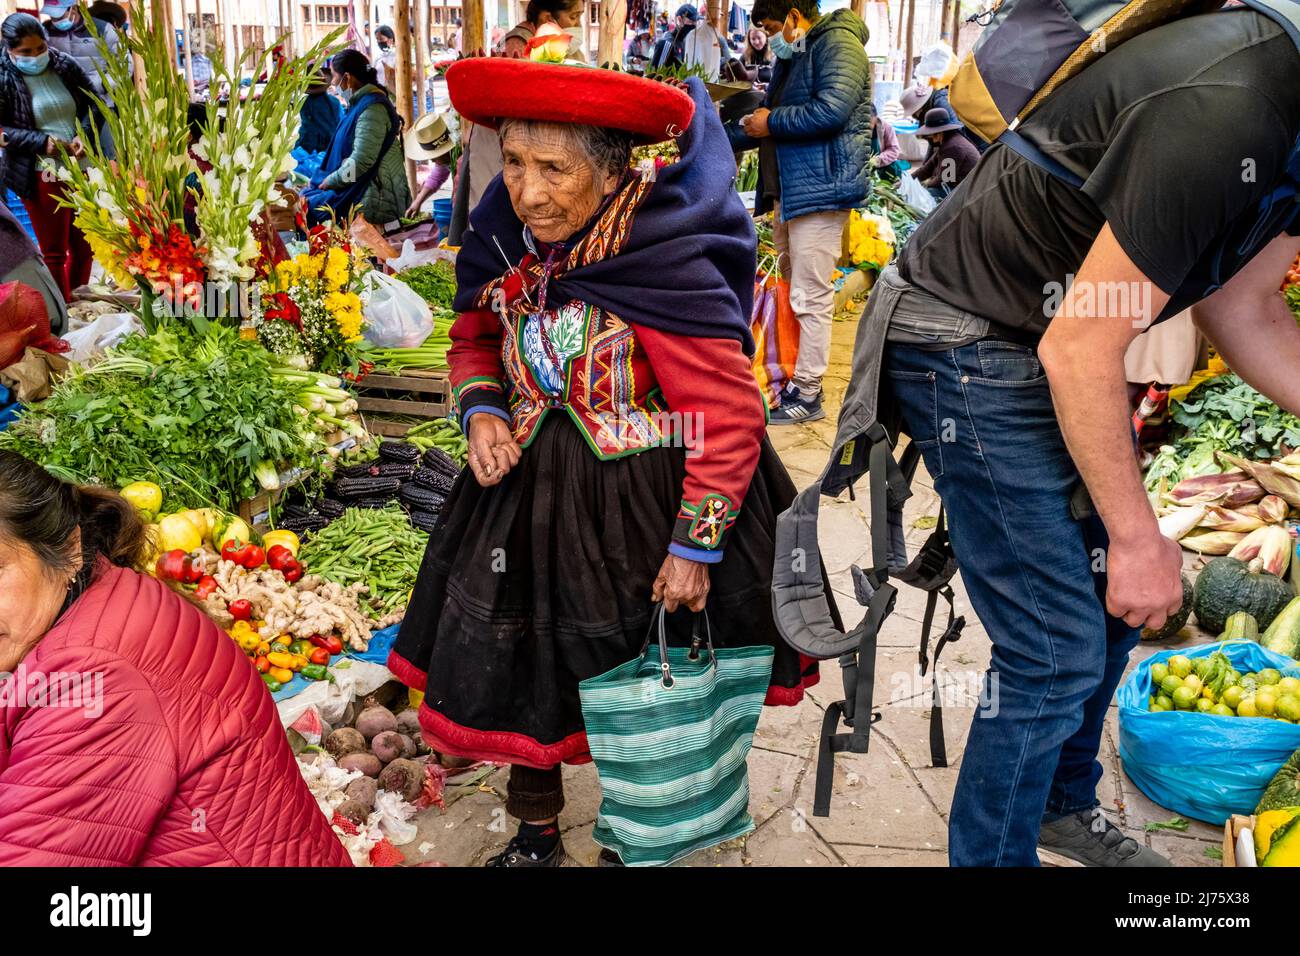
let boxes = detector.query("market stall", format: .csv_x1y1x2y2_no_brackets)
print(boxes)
1114,255,1300,864
0,1,475,866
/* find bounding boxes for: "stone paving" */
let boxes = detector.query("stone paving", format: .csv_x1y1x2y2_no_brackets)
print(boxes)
401,314,1225,868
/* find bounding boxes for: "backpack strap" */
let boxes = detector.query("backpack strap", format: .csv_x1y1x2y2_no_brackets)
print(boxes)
998,126,1085,189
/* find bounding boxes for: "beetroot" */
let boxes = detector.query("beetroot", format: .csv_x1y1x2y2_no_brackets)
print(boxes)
335,799,370,826
325,727,366,758
395,708,421,738
345,776,379,809
354,705,398,741
338,752,382,777
371,731,407,764
379,757,425,802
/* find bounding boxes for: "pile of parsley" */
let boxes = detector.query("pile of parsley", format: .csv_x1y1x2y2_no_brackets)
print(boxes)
0,325,325,510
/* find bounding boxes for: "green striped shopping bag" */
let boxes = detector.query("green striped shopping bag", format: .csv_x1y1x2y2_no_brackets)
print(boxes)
579,606,774,867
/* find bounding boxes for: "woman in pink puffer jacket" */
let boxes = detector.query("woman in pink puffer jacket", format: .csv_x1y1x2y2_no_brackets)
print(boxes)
0,450,350,866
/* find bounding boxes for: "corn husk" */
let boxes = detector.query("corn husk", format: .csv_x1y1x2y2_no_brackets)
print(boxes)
1164,470,1263,508
1157,505,1207,541
1227,524,1292,577
1179,529,1247,555
1219,453,1300,508
1198,505,1265,533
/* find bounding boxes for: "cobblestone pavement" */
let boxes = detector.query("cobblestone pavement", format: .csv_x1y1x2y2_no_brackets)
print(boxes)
402,315,1224,868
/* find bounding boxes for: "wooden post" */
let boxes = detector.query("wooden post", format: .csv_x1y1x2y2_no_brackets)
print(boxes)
415,0,429,114
462,0,484,55
951,0,963,55
393,0,417,194
903,0,915,83
181,0,196,98
851,0,867,19
597,0,626,68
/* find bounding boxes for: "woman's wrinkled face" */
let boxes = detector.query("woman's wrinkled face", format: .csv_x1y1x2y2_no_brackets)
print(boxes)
0,534,76,673
501,122,619,244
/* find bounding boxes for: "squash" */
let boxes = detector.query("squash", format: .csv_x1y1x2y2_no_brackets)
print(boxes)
1258,810,1300,866
1141,574,1194,641
1257,748,1300,813
1254,808,1300,862
1222,611,1259,642
1192,556,1292,635
1262,596,1300,659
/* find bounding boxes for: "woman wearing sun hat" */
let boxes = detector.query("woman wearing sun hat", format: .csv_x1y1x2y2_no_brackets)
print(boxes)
403,111,456,220
910,105,980,199
388,56,826,867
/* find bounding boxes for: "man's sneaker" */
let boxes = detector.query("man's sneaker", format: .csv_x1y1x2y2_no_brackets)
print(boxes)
770,390,825,425
484,835,568,867
1038,809,1171,867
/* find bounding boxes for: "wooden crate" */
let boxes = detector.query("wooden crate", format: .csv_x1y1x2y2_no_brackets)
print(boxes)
1222,814,1256,867
355,367,451,437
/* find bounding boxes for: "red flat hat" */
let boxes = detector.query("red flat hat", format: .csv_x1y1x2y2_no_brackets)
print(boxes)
446,58,696,145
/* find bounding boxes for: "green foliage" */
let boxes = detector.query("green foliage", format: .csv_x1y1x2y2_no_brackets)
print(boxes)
0,327,327,510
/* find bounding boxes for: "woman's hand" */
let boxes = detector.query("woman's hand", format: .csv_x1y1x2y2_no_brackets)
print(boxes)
44,136,58,156
68,137,85,159
653,553,710,613
467,413,522,487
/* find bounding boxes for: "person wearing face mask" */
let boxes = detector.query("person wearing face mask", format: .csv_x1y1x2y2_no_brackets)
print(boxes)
375,24,397,88
40,0,129,159
498,0,585,60
0,13,96,304
726,0,872,425
300,49,410,227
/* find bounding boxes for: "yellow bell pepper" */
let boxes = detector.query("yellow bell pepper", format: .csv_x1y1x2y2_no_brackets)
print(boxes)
266,652,298,670
261,529,301,557
269,666,294,684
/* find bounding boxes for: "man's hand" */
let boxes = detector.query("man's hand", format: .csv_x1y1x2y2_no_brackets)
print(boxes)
466,413,521,488
1104,532,1186,630
653,554,710,612
741,107,770,139
44,136,58,156
68,137,85,159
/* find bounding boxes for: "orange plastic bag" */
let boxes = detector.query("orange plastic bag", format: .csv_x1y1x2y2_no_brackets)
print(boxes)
749,269,800,408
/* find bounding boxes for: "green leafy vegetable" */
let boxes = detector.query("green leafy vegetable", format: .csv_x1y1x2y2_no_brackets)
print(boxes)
394,261,458,311
0,325,335,509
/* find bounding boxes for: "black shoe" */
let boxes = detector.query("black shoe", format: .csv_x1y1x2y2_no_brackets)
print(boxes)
485,835,568,867
597,848,625,867
1038,809,1170,867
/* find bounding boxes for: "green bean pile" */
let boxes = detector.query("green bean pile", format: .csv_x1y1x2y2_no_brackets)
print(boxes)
298,504,429,617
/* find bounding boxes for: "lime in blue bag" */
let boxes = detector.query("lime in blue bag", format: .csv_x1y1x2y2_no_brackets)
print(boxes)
1118,640,1300,825
579,606,774,867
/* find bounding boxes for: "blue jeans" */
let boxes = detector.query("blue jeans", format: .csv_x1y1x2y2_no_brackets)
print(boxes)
885,339,1139,866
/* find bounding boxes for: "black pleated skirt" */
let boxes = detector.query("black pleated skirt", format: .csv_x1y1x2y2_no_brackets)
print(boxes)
389,413,826,768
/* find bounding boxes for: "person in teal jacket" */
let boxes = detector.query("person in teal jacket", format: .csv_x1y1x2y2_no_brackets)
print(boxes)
303,50,410,226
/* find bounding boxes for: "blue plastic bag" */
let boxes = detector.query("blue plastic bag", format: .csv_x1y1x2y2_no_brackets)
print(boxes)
1118,640,1300,824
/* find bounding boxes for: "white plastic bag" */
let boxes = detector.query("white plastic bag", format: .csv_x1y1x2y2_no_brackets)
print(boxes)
360,270,434,349
898,173,938,215
61,312,140,362
912,42,957,86
387,239,445,273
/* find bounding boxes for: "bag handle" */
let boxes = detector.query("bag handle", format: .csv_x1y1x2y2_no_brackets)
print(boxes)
639,603,717,689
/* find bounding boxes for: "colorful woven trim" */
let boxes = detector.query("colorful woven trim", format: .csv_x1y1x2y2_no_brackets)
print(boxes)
673,493,739,551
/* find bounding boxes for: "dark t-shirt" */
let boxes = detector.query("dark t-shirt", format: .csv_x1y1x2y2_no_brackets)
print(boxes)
898,10,1300,336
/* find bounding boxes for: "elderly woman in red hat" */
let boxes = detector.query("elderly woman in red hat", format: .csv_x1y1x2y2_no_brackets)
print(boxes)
388,57,825,867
